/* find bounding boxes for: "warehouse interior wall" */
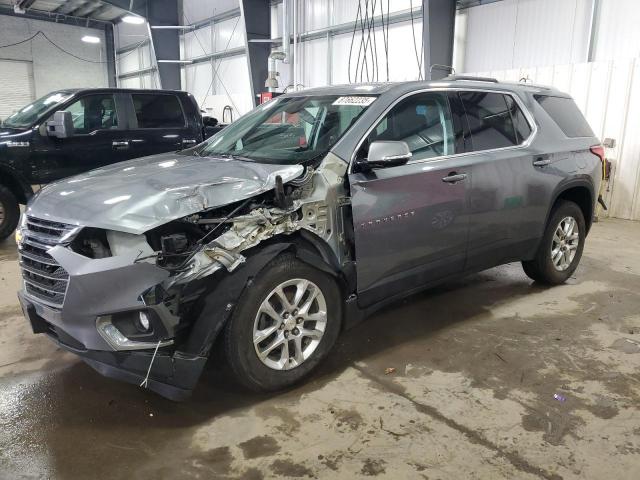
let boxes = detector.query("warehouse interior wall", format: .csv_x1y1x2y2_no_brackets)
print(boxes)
457,0,640,221
180,0,251,122
0,14,108,118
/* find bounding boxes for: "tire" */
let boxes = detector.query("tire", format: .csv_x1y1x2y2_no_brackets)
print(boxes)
522,200,586,285
223,253,342,392
0,185,20,242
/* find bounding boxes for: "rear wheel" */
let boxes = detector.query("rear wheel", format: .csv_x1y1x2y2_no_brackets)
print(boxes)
522,200,586,285
0,185,20,242
223,254,342,391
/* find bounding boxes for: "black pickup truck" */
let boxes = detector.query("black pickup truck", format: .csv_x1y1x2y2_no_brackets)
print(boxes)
0,88,223,240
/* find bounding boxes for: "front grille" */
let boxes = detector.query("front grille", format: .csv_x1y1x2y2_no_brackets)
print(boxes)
19,216,76,309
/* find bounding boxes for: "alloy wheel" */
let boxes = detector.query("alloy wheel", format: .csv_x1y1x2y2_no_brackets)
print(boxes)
253,278,327,370
551,216,579,271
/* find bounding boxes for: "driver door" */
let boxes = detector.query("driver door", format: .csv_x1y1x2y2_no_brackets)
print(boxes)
32,93,127,182
348,91,472,307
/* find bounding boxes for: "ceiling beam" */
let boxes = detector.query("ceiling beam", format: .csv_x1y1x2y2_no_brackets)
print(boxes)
98,0,146,16
0,4,109,27
70,1,103,17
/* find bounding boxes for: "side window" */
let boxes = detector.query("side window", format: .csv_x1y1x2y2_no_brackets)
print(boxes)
505,95,532,143
459,91,524,151
362,92,455,161
65,94,118,134
534,95,593,137
132,94,185,128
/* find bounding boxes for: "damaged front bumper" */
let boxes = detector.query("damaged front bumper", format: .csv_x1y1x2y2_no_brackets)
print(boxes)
19,290,205,400
17,238,209,400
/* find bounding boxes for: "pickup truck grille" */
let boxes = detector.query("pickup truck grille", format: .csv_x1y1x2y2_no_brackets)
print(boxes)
19,216,76,309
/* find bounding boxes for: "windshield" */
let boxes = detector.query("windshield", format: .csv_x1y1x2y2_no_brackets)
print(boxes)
197,94,377,164
2,91,74,128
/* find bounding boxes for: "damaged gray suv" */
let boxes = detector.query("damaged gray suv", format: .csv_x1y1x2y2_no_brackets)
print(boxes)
17,78,604,400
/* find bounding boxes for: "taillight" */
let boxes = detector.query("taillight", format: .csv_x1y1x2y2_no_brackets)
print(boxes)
590,145,605,162
590,145,606,181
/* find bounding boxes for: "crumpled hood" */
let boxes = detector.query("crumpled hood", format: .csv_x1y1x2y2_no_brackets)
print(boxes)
26,152,303,234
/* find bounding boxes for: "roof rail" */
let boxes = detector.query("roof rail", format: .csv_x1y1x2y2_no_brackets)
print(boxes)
445,75,499,83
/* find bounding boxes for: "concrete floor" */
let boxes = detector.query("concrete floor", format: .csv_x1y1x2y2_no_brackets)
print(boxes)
0,218,639,480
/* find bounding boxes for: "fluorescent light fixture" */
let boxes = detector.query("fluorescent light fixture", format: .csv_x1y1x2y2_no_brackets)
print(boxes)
122,15,145,24
157,59,193,64
81,35,101,44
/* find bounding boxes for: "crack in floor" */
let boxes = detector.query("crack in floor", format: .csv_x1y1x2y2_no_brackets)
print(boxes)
352,364,562,480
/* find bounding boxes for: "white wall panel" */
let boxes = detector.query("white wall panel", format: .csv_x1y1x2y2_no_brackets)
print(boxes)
118,49,141,74
183,0,239,23
593,0,640,61
214,17,244,52
0,60,34,120
301,38,328,87
184,62,213,104
197,56,253,120
303,0,330,31
462,0,591,73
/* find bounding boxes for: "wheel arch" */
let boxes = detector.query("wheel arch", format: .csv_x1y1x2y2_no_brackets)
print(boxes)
0,165,33,205
547,178,595,234
179,231,352,359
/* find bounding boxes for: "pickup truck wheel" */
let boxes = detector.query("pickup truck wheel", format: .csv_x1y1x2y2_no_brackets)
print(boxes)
522,200,585,285
223,254,342,392
0,186,20,242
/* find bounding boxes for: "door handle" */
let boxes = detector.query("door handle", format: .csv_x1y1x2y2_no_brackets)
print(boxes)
112,140,129,149
442,172,467,184
533,157,551,167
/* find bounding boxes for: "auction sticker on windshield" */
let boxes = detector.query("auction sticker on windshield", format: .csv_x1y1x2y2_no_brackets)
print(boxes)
332,96,377,106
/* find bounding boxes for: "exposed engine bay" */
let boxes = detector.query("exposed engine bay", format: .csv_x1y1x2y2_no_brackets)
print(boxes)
70,153,351,298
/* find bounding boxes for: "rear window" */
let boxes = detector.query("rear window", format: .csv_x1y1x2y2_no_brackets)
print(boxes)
459,91,532,151
132,94,185,128
534,95,593,138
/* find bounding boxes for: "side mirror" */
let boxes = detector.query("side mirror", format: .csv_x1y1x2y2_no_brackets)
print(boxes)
203,116,219,127
365,141,412,169
46,110,74,138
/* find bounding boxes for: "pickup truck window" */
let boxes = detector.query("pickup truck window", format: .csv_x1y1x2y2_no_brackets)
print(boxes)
199,95,375,165
66,94,118,134
132,94,185,128
2,91,73,128
363,92,455,160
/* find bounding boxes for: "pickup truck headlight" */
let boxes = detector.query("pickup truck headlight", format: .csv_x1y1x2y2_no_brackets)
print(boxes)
15,214,27,245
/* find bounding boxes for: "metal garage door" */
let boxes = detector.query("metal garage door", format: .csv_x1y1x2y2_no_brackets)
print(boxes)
0,59,35,122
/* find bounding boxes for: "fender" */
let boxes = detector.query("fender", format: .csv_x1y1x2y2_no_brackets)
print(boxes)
545,176,595,228
0,163,34,204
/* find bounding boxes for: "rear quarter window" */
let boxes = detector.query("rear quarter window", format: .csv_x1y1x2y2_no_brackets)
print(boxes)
534,95,594,138
132,94,185,128
459,91,532,151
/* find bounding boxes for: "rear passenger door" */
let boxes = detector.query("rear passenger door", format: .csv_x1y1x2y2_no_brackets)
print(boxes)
125,93,195,158
349,91,473,307
458,90,541,270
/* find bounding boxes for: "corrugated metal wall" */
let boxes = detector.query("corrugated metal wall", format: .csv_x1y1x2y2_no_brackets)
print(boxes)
459,0,592,72
473,60,640,220
592,0,640,61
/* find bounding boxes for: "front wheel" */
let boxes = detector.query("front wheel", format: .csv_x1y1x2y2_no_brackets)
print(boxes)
0,185,20,242
522,200,586,285
223,254,342,391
